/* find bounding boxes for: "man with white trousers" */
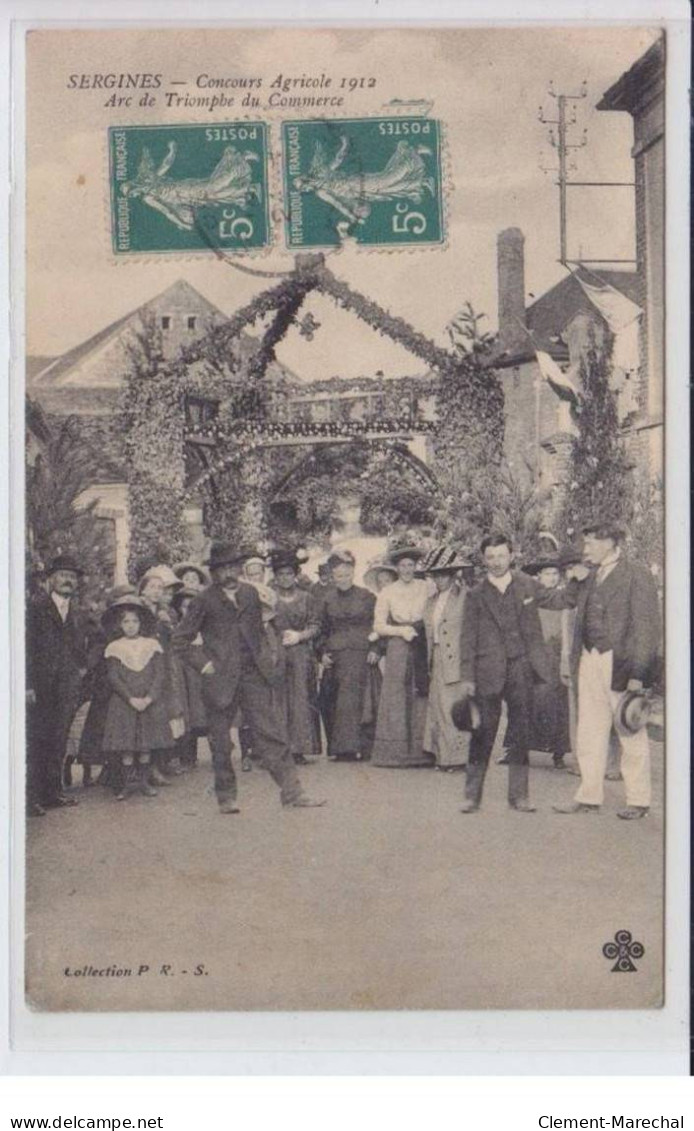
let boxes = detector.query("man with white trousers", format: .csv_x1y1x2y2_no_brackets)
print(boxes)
542,519,661,820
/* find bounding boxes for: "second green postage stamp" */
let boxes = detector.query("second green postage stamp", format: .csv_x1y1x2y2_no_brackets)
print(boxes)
109,123,270,254
282,117,445,249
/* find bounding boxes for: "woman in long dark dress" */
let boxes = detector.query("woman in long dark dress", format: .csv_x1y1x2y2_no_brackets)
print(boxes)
520,554,572,767
269,549,321,765
317,549,377,761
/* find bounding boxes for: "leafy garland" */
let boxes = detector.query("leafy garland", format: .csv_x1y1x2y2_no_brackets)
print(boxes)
118,260,506,567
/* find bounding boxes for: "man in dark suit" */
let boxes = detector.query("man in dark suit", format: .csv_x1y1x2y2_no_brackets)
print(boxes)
26,554,88,813
547,520,661,819
459,533,550,813
173,542,325,814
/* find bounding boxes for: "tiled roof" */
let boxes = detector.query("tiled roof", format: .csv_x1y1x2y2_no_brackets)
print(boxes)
30,280,228,387
494,269,640,368
597,37,665,113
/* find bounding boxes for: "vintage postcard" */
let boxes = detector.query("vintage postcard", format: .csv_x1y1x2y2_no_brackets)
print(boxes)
19,22,671,1018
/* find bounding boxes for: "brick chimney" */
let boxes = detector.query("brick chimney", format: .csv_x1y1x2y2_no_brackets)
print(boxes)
497,227,528,355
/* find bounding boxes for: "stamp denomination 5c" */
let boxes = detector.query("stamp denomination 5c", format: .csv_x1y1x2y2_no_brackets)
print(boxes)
282,117,444,249
108,122,270,254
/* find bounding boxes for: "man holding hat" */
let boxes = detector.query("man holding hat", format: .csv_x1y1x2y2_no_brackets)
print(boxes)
26,554,88,812
545,519,661,819
458,533,551,813
173,541,325,813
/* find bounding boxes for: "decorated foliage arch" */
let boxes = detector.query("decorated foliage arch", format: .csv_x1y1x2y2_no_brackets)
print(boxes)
120,254,505,574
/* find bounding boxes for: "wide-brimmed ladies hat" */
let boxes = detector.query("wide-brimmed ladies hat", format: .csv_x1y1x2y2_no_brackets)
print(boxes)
450,694,482,733
269,548,302,574
101,593,156,635
420,545,473,574
363,556,398,592
173,561,209,586
388,544,424,565
614,690,651,737
522,553,562,576
139,564,183,591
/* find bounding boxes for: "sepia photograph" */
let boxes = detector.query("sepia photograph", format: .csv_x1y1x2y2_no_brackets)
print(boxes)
20,23,667,1015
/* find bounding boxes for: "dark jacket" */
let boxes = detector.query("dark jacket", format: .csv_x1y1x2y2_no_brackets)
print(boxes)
460,571,551,695
26,593,87,728
172,581,276,710
538,556,661,692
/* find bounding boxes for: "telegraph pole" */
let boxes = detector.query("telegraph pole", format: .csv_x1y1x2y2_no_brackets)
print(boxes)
539,80,635,267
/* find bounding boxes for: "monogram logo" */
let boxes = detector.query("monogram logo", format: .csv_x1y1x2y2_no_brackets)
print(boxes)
602,930,645,972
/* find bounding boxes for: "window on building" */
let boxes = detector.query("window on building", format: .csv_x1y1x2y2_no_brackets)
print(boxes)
187,316,197,330
161,316,171,330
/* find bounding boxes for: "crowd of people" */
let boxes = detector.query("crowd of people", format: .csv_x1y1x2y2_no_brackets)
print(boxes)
25,517,662,823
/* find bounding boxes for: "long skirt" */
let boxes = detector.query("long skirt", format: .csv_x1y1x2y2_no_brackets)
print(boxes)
358,663,383,761
319,647,370,757
282,642,321,758
531,680,571,755
423,645,471,767
504,680,571,756
371,636,432,767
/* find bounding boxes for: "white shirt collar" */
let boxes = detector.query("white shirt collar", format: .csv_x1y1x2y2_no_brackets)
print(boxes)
487,571,513,594
596,547,621,583
51,591,71,621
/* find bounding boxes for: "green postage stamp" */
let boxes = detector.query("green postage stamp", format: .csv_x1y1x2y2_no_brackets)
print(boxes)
109,123,270,254
282,117,445,249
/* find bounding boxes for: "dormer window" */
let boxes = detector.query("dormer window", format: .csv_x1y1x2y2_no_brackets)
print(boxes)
187,316,197,330
161,316,171,330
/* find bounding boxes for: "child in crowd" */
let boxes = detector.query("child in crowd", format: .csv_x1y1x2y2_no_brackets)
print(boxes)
101,595,176,801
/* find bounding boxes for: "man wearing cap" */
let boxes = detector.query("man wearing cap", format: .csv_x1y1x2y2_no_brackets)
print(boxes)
545,520,661,819
173,542,325,813
26,555,88,813
459,533,551,813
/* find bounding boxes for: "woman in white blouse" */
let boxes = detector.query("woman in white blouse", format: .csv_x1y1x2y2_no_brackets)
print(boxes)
371,545,434,767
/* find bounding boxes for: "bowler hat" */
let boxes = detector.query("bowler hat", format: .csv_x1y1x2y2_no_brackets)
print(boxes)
204,542,247,570
614,690,651,737
47,554,84,577
450,694,482,733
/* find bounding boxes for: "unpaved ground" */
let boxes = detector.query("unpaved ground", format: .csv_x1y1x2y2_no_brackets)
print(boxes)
25,739,664,1012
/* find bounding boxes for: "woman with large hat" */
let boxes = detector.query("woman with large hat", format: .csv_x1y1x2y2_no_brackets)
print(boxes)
268,547,321,766
317,549,377,761
371,538,433,767
421,545,473,772
518,551,572,769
